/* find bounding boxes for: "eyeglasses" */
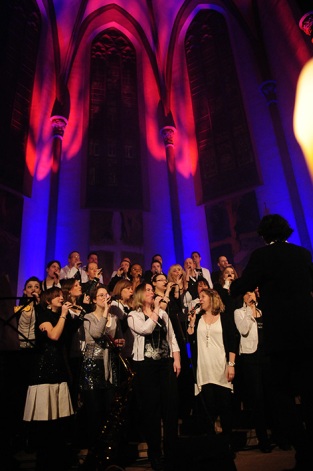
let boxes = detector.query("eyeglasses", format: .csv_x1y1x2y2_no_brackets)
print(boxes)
96,293,108,298
155,278,167,282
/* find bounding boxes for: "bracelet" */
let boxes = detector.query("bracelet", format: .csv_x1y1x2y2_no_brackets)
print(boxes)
188,324,195,329
60,316,66,320
228,361,235,367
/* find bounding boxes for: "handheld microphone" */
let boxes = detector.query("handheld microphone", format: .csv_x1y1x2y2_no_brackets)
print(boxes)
72,305,87,321
71,305,87,315
190,303,201,315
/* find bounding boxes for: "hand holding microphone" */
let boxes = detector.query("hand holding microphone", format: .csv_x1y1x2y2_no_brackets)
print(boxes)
188,303,200,322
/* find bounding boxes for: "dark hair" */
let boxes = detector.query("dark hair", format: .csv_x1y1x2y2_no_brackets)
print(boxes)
151,273,168,285
86,261,98,271
89,283,108,310
257,214,293,243
151,260,162,268
87,251,98,259
196,277,209,288
46,260,61,269
23,276,41,290
40,286,62,308
151,254,162,262
191,251,201,257
68,250,80,258
217,255,227,263
61,278,78,303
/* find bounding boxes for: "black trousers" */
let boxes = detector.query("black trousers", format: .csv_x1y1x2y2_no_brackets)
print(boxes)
133,357,178,464
240,352,271,444
200,383,233,440
269,349,313,466
33,417,72,471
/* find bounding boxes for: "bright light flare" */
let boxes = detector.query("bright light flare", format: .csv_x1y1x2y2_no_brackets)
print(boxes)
294,58,313,182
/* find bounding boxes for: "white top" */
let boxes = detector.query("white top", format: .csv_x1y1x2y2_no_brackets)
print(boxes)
196,316,233,395
127,308,180,361
60,265,81,280
234,305,259,354
18,306,36,346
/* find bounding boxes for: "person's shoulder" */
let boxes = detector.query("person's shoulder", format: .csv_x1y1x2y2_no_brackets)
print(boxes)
267,241,311,256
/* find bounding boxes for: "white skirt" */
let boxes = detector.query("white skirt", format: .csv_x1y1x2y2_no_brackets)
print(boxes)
23,382,74,421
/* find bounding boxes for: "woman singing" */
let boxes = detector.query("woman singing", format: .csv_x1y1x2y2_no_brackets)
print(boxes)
187,289,237,453
128,283,181,471
79,284,119,457
23,287,75,471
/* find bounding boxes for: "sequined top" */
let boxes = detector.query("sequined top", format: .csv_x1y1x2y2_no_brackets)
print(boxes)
80,312,117,390
144,317,170,360
28,307,70,385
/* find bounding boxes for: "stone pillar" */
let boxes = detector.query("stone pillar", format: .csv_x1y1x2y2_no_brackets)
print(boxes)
160,126,184,263
259,81,312,252
45,115,68,262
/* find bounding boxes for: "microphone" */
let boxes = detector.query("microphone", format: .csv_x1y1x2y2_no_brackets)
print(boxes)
71,305,87,319
71,304,86,312
189,303,201,315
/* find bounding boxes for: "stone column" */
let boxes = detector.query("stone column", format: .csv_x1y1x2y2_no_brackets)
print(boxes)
260,80,312,252
45,115,68,262
160,126,184,263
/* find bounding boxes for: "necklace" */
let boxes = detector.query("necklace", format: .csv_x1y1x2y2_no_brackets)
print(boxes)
205,322,211,347
203,313,219,347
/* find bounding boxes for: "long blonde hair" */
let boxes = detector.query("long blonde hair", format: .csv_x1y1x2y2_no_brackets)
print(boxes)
132,282,152,311
167,264,188,291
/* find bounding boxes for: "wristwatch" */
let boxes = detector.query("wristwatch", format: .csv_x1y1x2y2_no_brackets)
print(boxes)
228,361,235,367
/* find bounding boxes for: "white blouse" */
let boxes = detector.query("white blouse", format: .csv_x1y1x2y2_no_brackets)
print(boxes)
196,316,233,395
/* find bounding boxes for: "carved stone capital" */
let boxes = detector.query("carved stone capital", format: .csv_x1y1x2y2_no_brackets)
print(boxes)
259,80,277,105
50,115,68,139
299,11,313,42
160,126,176,148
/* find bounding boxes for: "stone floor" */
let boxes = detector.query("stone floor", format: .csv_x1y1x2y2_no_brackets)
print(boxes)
12,438,295,471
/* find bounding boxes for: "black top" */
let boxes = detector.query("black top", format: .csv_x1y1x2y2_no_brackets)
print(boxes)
29,307,70,385
230,241,313,353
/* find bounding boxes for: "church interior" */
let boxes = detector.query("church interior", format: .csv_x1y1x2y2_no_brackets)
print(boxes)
1,1,313,470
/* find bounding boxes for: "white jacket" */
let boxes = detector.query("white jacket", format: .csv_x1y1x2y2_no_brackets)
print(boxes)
234,305,259,354
127,308,180,361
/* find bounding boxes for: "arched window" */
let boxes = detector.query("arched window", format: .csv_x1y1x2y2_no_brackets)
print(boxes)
86,28,143,210
0,0,41,196
185,9,260,204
